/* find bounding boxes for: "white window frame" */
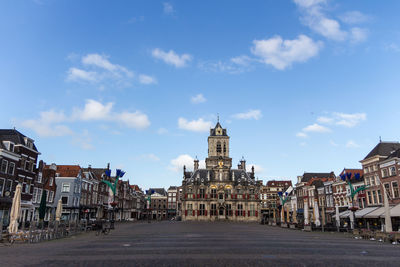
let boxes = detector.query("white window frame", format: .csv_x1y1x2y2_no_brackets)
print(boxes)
392,181,399,198
62,183,70,193
1,159,8,174
8,162,15,175
49,177,53,186
0,178,5,197
32,187,38,203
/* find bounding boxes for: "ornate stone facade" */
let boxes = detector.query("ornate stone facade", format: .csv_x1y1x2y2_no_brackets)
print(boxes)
181,122,261,222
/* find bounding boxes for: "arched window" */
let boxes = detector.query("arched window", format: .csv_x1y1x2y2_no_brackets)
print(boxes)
216,141,222,153
223,142,226,153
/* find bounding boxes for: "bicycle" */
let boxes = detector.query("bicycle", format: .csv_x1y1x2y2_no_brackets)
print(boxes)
95,222,111,236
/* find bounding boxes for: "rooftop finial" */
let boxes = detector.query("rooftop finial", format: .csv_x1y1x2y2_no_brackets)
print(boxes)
217,113,219,123
379,136,382,143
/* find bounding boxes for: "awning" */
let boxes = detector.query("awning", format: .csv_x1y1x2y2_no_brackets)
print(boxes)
339,210,351,219
379,203,400,218
355,207,379,218
364,207,387,218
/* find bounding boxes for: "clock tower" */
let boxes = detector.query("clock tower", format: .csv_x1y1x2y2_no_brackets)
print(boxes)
205,122,232,172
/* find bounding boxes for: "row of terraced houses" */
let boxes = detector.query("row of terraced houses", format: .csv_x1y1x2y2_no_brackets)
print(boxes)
3,127,400,230
0,129,146,228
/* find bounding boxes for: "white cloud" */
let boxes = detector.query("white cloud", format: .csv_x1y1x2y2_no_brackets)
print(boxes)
23,99,150,137
191,94,207,104
138,74,157,85
330,140,338,146
152,48,192,68
178,117,212,132
169,154,205,172
73,99,113,121
251,35,323,70
316,112,366,128
83,54,118,72
21,120,72,137
339,11,370,24
296,132,308,138
232,110,262,120
198,60,251,74
82,53,133,77
21,110,72,137
346,140,359,148
303,123,331,133
247,163,264,174
67,68,98,82
350,27,368,43
293,0,326,8
117,111,150,129
231,55,253,66
333,112,366,127
294,0,368,43
300,142,307,146
67,53,151,88
163,2,174,15
317,116,334,124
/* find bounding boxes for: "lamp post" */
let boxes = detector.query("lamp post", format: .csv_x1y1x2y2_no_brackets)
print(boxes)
102,169,125,229
145,193,152,223
278,192,289,227
339,172,366,230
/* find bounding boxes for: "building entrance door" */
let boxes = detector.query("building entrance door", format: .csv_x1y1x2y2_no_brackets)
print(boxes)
218,207,225,220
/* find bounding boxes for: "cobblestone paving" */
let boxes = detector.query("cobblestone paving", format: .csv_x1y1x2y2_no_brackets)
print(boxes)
1,221,399,266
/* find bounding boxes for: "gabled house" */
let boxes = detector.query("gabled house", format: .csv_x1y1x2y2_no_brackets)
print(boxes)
0,129,40,227
53,165,82,222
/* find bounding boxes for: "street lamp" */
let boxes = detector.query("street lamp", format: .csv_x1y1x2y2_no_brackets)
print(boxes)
339,172,366,230
102,169,125,229
278,192,289,226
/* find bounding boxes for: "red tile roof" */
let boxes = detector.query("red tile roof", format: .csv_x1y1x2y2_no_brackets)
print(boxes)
56,165,81,177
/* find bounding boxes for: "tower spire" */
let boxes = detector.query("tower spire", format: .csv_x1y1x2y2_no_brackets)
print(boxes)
217,113,219,123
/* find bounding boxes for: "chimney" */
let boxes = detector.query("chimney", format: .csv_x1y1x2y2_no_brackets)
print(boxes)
107,163,110,170
50,163,57,171
238,164,242,170
183,165,186,174
194,157,199,171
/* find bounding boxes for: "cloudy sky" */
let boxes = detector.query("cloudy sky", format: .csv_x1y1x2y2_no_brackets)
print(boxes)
1,0,400,189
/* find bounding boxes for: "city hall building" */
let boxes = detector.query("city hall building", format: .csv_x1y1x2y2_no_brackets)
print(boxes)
181,122,261,222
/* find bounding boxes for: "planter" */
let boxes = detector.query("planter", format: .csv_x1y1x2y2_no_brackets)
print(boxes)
289,224,297,229
281,223,288,228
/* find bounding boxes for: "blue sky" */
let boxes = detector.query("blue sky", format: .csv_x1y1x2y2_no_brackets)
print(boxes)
1,0,400,190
